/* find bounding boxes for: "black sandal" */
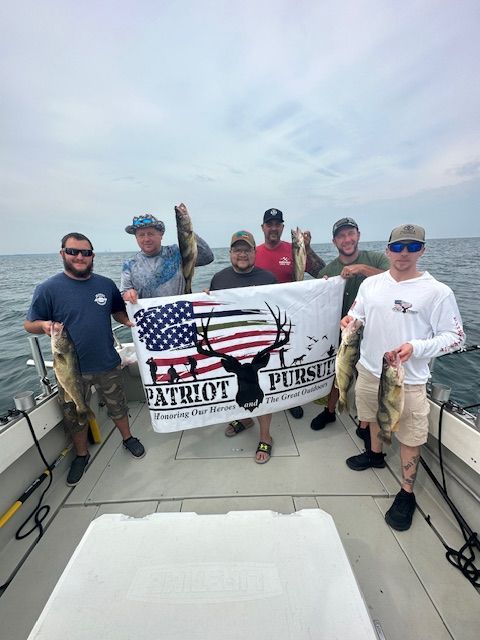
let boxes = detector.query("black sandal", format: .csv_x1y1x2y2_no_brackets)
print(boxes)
225,420,253,437
255,440,273,464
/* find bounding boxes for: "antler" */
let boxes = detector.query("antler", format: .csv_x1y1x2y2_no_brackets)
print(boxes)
253,303,291,362
196,314,238,365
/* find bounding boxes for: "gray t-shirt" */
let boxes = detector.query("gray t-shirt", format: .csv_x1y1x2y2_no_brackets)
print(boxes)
210,266,277,291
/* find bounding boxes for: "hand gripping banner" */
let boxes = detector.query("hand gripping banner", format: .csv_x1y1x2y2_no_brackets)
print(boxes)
128,277,345,432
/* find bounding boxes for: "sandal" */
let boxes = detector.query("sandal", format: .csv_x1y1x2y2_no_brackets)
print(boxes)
225,419,253,437
255,439,273,464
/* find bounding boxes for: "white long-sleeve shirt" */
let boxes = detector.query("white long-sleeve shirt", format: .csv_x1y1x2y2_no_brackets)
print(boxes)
348,270,465,384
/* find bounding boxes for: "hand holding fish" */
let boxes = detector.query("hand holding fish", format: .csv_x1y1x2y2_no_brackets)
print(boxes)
393,342,414,363
340,314,354,329
303,230,311,250
41,320,54,336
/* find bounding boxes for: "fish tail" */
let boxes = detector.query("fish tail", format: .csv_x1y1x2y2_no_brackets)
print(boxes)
377,430,392,446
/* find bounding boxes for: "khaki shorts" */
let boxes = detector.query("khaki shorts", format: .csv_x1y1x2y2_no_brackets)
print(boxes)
355,362,430,447
57,366,128,434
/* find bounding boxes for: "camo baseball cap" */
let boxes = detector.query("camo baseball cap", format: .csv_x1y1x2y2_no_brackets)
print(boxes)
125,214,165,235
263,208,284,223
230,230,256,248
332,217,359,236
388,224,425,244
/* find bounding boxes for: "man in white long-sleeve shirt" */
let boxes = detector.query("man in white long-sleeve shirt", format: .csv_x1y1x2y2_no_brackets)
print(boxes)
342,223,465,531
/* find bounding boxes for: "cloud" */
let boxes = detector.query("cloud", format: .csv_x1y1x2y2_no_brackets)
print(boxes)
0,1,479,253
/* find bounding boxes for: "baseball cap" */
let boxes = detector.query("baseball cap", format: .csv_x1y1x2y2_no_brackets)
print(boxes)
332,217,359,236
230,230,256,248
263,208,284,223
388,224,425,244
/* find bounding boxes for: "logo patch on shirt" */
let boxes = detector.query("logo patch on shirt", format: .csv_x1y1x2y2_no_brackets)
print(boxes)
94,293,107,306
392,299,417,314
279,256,291,266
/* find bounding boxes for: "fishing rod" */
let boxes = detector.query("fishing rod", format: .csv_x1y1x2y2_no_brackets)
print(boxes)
0,446,71,530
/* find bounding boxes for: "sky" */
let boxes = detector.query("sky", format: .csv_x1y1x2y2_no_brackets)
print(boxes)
1,0,479,253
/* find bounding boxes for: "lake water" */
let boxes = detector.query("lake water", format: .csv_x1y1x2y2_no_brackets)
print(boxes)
0,238,479,416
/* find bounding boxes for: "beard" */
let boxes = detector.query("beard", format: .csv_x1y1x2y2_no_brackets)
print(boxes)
337,240,359,257
62,256,94,279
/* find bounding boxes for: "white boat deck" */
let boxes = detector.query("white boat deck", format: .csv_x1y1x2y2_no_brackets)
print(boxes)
1,400,479,639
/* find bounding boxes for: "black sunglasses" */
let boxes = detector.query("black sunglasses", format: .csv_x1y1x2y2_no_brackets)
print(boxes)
388,241,424,253
63,247,94,257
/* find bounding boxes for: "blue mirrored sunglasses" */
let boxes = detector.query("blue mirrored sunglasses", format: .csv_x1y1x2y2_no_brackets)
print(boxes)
63,248,93,257
388,241,424,253
133,215,155,226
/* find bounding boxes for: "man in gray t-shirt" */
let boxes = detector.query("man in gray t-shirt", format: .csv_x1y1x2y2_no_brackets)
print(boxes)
311,217,389,432
209,230,277,464
121,203,214,302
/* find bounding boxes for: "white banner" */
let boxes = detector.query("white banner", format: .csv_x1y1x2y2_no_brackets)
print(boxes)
128,277,345,432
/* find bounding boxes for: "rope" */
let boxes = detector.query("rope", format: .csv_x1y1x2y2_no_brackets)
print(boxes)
420,402,480,588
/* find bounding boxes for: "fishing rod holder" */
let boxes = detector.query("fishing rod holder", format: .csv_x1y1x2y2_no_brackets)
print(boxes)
28,336,53,397
13,391,35,412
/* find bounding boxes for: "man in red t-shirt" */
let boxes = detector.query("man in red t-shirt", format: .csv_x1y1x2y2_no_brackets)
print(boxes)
255,208,325,283
255,208,325,418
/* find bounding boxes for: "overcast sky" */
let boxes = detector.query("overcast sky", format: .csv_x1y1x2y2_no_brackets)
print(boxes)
1,0,479,254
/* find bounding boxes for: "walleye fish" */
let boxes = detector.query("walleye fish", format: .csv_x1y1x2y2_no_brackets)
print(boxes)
291,227,306,281
335,319,363,412
175,203,198,294
377,351,405,445
51,322,93,426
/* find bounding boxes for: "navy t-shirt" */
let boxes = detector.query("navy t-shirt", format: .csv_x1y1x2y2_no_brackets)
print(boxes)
26,272,126,374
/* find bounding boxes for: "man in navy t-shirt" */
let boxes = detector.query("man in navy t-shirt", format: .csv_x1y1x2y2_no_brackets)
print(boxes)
25,232,146,486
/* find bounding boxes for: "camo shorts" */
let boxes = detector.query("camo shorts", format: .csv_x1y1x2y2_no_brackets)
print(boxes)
57,366,128,434
355,362,430,447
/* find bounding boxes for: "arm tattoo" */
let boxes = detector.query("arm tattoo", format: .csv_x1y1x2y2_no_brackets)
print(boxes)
306,249,326,278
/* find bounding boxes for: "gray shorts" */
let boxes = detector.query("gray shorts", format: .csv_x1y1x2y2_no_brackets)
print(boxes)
355,362,430,447
57,366,128,434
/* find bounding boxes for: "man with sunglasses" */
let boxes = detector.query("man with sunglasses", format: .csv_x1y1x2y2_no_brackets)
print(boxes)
121,204,214,303
24,233,146,486
342,224,465,531
311,217,389,431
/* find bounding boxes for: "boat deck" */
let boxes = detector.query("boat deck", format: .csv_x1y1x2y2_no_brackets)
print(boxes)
1,400,479,639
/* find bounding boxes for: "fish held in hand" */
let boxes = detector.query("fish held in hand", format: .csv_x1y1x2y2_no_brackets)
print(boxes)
291,227,306,281
51,322,93,426
175,203,198,294
377,351,405,445
335,319,363,412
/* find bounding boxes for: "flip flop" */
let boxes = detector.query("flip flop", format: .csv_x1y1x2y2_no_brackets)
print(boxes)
225,419,254,437
255,439,273,464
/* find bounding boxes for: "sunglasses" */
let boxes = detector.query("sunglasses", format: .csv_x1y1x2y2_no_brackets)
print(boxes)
388,241,424,253
63,247,94,257
133,215,155,226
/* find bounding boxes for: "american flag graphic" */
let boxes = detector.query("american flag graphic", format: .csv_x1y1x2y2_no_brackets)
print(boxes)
134,300,285,383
